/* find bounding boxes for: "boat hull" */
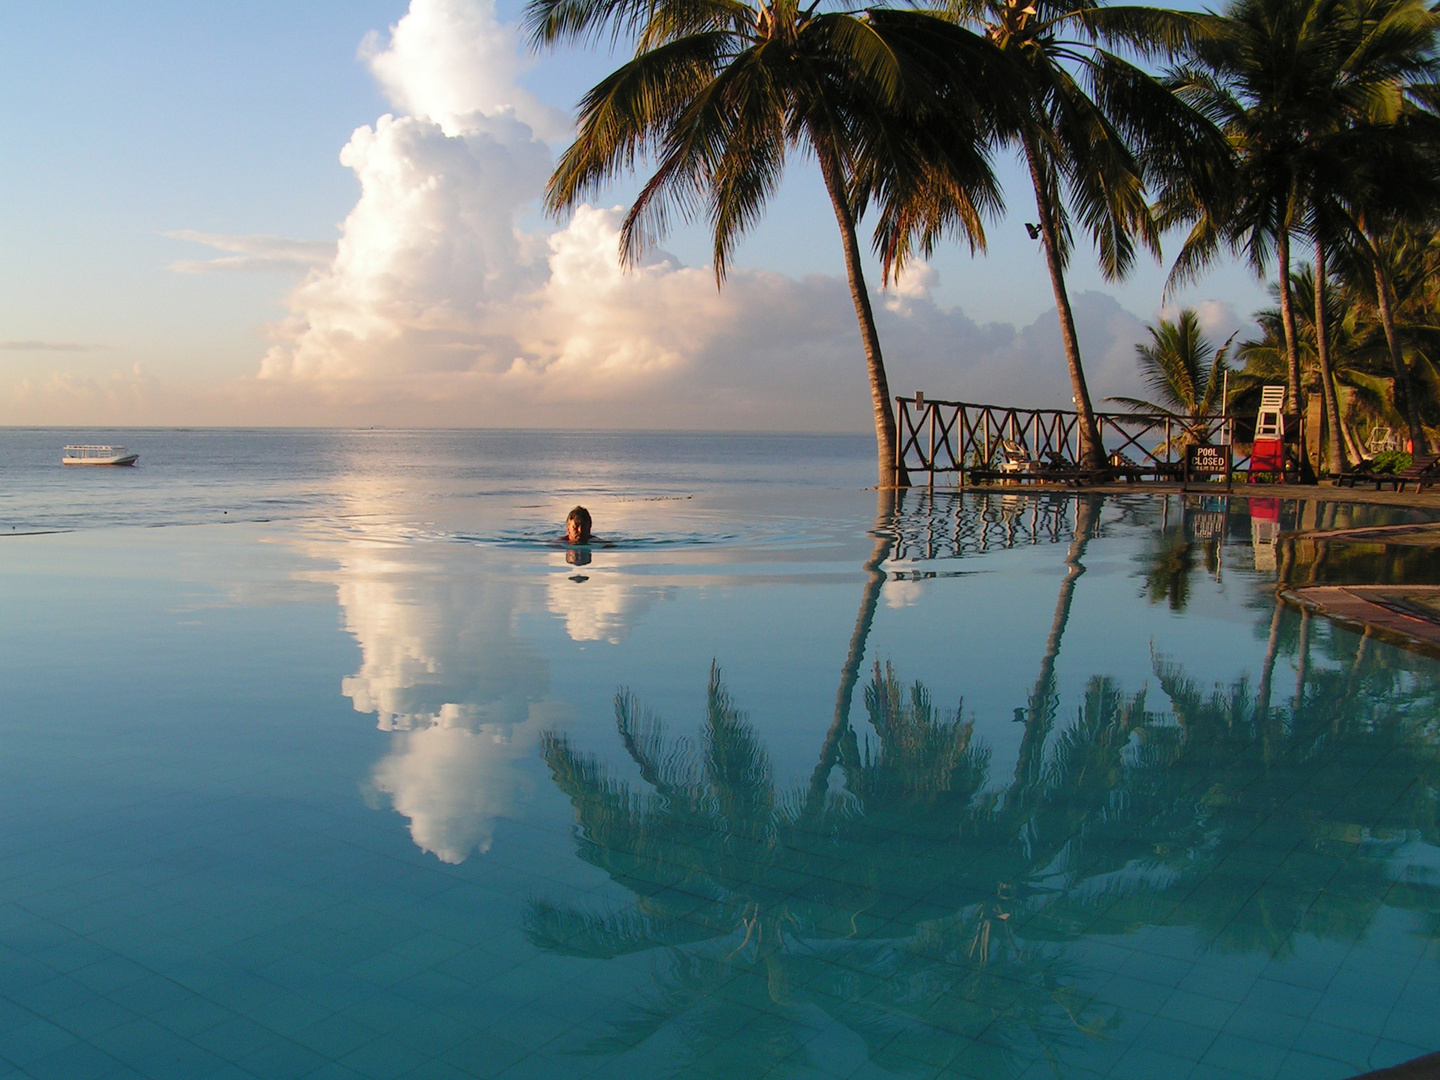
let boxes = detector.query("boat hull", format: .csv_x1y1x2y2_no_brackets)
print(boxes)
63,454,138,466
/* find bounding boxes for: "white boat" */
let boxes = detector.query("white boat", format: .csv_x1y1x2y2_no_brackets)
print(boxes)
62,445,139,466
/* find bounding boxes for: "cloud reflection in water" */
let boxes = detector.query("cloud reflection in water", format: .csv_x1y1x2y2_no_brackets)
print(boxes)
309,526,674,862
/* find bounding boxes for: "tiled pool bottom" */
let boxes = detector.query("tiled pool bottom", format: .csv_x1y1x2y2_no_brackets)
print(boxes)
1,505,1438,1080
2,751,1435,1080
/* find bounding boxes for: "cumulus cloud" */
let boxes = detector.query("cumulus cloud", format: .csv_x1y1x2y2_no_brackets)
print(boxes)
241,0,1157,428
258,108,551,387
1156,299,1249,348
359,0,569,141
38,0,1158,432
371,719,537,862
0,0,1236,426
882,261,938,313
8,363,178,425
166,231,336,275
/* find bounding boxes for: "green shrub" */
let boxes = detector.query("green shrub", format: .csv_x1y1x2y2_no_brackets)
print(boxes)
1371,450,1412,474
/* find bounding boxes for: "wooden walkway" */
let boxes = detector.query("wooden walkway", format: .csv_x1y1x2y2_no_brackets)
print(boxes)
1283,585,1440,655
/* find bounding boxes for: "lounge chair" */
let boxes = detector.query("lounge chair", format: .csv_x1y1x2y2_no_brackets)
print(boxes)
1108,452,1144,482
998,439,1039,474
1390,454,1440,493
1334,461,1382,489
1032,450,1094,486
969,439,1039,484
1107,451,1180,482
1340,453,1440,491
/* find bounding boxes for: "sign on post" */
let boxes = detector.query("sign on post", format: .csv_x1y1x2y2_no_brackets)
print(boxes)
1185,444,1230,486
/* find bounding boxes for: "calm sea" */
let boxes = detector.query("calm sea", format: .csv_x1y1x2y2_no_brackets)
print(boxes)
0,427,1437,1080
0,428,877,534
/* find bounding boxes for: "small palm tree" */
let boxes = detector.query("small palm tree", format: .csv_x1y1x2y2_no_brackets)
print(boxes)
525,0,1010,487
1107,308,1231,448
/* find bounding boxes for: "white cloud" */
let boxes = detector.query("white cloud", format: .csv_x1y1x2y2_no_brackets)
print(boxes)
882,261,938,313
359,0,569,141
258,108,551,387
1156,299,1250,350
243,0,1158,426
165,231,336,275
371,719,536,862
884,576,925,609
0,340,106,352
82,0,1168,430
9,363,174,425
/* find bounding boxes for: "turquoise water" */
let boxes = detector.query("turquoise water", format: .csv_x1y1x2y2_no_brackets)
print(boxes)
0,430,1437,1080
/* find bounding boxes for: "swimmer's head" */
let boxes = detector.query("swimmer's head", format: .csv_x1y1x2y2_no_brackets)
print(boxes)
565,505,592,544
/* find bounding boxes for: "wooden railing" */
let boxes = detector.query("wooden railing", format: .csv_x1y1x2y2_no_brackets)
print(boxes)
896,396,1240,485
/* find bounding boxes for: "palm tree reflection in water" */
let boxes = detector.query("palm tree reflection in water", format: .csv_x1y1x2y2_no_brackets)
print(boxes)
531,663,1123,1077
527,498,1440,1078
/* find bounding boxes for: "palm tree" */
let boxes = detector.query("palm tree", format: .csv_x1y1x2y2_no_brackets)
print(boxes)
525,0,1013,487
1107,308,1231,448
1239,263,1424,461
1336,216,1440,452
889,0,1225,473
1164,0,1440,476
1303,0,1440,471
1162,0,1329,477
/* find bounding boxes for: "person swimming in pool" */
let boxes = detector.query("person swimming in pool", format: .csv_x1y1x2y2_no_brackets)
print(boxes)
565,505,592,545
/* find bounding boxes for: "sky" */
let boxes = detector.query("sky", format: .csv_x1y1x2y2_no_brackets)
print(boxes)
0,0,1266,431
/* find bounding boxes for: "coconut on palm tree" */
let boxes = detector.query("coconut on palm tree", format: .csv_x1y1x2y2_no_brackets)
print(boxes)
525,0,1016,487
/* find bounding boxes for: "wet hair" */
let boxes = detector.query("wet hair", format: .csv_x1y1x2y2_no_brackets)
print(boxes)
566,505,592,541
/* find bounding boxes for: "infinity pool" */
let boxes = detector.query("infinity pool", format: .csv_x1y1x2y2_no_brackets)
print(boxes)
0,444,1436,1080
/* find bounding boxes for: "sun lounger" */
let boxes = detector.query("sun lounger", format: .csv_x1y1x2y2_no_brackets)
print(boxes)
1107,451,1181,482
968,441,1104,486
969,439,1038,484
1338,453,1440,491
1390,453,1440,493
1334,461,1383,489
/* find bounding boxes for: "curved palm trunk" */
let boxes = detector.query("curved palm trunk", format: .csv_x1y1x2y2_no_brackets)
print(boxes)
805,487,897,813
1312,240,1345,474
1338,401,1365,465
1372,255,1429,454
1294,607,1311,706
1276,226,1312,479
1007,495,1099,804
816,145,909,489
1022,138,1106,472
1255,595,1284,725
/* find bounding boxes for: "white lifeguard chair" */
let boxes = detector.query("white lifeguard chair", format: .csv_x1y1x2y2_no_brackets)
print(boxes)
1251,386,1286,477
1256,386,1285,437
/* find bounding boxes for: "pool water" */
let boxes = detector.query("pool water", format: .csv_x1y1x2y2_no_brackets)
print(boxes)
0,431,1437,1080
